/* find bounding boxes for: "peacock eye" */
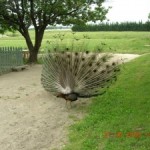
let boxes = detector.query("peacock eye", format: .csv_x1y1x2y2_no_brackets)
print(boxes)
85,51,89,54
114,68,120,72
82,58,85,61
66,48,69,51
75,52,78,56
106,79,110,82
85,77,88,80
112,62,116,66
101,70,105,74
93,69,97,73
107,70,111,73
106,65,110,68
89,63,92,67
97,62,100,66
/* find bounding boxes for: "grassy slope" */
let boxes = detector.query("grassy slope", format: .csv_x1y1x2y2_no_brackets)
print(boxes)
0,31,150,54
64,54,150,150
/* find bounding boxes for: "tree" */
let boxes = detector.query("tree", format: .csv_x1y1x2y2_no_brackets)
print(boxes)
0,0,108,63
0,25,5,35
0,18,14,35
0,5,8,34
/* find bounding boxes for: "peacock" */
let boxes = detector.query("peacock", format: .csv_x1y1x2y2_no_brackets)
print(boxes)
41,49,120,103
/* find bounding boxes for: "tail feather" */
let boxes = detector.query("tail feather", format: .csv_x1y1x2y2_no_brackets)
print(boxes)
41,51,120,98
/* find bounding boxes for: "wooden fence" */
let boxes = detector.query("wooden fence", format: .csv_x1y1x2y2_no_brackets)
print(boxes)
0,47,24,75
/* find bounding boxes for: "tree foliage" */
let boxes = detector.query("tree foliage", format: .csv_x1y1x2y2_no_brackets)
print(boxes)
0,0,108,63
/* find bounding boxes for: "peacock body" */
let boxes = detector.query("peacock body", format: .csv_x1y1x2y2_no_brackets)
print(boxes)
41,50,120,102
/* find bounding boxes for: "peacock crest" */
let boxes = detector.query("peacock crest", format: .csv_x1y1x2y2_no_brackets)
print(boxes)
41,49,120,102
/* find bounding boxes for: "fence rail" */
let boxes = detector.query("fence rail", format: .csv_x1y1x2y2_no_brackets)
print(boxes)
0,47,24,75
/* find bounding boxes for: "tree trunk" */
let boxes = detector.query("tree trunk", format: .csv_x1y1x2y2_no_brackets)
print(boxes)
29,28,45,63
23,27,45,64
28,49,38,63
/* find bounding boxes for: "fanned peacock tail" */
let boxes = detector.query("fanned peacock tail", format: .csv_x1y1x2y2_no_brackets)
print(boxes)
41,50,120,101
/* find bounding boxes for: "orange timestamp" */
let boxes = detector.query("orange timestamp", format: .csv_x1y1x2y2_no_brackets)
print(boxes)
104,131,150,138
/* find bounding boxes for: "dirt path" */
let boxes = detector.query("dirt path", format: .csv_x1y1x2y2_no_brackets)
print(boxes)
0,54,140,150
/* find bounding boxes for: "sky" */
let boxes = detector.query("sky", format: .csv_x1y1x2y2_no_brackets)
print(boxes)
103,0,150,23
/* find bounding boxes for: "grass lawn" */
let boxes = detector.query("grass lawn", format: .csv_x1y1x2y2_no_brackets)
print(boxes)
64,54,150,150
0,30,150,54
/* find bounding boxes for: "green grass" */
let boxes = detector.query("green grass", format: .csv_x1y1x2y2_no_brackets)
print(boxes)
64,54,150,150
0,31,150,54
